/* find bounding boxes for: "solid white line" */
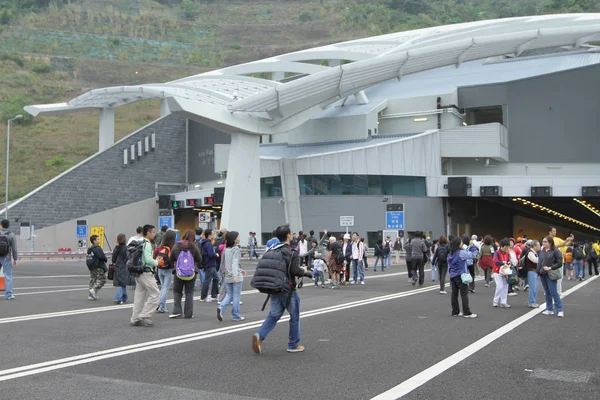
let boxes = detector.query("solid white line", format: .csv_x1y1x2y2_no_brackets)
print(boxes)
14,288,91,296
17,285,88,290
0,284,440,381
1,270,415,323
370,275,599,400
14,275,90,279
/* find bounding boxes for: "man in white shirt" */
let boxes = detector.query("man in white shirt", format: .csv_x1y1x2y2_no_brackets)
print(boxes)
351,232,365,285
127,226,143,246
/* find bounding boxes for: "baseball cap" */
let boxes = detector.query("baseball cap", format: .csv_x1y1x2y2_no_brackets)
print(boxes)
526,239,533,246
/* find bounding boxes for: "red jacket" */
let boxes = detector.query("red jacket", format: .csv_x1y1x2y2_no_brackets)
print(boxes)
492,249,510,274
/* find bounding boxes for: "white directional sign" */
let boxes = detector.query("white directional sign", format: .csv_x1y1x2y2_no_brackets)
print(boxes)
340,215,355,227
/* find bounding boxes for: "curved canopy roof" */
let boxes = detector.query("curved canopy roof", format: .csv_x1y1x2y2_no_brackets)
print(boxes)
25,13,600,134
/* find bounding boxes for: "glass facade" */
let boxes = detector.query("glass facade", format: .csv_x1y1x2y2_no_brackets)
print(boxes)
298,175,426,196
261,176,283,197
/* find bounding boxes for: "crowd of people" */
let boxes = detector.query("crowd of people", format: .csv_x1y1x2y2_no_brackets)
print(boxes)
6,220,589,353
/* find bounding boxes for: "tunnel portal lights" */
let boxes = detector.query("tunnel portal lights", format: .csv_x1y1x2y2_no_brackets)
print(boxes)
512,198,600,232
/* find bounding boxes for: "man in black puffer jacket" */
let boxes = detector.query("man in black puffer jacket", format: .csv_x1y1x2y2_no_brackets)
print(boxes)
251,224,312,355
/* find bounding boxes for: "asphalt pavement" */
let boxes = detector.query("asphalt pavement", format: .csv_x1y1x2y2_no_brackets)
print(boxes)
1,259,599,399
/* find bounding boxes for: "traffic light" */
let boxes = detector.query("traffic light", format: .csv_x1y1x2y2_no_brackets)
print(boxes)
170,200,180,209
204,196,214,205
186,199,198,207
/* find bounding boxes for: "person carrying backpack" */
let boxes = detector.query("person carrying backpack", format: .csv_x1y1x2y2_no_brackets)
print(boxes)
112,233,135,304
0,219,18,300
251,224,313,354
169,229,202,319
432,236,450,294
130,225,160,327
199,229,219,302
217,231,247,322
86,234,108,300
153,230,177,313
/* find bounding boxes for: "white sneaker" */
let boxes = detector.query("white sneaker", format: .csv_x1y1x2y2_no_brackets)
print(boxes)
440,291,447,295
350,281,356,285
493,303,498,307
360,281,365,285
508,292,517,297
557,312,564,317
499,303,511,308
89,289,98,300
542,310,554,315
464,313,478,318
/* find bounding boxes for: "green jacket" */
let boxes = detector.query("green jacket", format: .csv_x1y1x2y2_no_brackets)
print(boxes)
142,238,158,271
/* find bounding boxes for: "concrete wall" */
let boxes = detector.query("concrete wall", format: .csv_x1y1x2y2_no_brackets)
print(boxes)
286,114,369,145
450,161,600,176
298,195,445,241
7,115,187,231
187,121,231,183
25,197,159,251
261,197,286,236
459,64,600,163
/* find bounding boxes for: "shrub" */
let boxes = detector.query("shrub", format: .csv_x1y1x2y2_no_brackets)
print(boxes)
32,62,53,73
299,11,312,23
0,53,24,67
0,95,34,125
45,156,67,168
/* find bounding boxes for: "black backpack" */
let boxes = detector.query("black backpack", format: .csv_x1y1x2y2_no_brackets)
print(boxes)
126,240,145,276
436,245,449,264
251,244,292,293
334,246,345,265
573,246,584,261
589,245,598,260
0,232,9,257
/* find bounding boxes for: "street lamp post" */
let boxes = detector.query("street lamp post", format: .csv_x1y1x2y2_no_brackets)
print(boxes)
5,115,23,219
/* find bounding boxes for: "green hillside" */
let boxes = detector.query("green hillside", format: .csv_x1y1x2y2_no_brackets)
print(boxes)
0,0,598,201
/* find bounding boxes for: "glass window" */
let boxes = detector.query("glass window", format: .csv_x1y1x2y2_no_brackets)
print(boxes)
297,175,426,197
260,176,282,197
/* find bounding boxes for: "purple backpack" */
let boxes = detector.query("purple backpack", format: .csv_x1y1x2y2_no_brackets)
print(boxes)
176,249,195,277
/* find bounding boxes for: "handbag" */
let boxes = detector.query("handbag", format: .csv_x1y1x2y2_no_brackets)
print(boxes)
107,264,115,280
460,265,473,284
548,268,562,281
500,264,512,276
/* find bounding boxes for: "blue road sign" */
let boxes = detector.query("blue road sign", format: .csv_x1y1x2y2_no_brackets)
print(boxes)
76,225,87,239
158,216,174,230
386,211,404,230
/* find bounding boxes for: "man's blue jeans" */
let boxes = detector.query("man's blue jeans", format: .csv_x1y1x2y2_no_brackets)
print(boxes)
540,274,563,312
527,270,538,305
573,260,584,279
386,252,392,267
157,268,173,311
373,256,385,271
0,257,13,298
256,291,300,350
219,281,243,320
352,259,365,282
114,286,128,302
249,246,255,260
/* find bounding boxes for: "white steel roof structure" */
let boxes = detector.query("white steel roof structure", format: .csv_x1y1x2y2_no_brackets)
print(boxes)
25,13,600,134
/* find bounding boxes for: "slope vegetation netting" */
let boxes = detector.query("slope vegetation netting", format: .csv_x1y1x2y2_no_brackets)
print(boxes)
0,28,219,65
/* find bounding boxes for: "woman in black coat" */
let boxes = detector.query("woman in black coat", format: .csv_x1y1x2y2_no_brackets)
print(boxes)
112,233,135,304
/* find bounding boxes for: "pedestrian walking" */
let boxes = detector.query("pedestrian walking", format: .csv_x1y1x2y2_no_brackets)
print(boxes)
447,236,477,318
112,233,135,304
217,231,247,322
86,234,107,300
154,230,177,313
130,225,160,327
0,219,18,300
169,229,202,319
251,224,313,354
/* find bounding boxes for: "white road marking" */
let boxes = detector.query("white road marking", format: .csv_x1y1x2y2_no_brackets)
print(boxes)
14,288,93,296
0,284,440,382
370,275,599,400
14,275,90,279
2,270,422,321
17,285,89,290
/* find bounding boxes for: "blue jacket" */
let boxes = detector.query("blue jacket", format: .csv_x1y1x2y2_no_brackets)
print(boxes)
448,247,477,278
199,238,217,268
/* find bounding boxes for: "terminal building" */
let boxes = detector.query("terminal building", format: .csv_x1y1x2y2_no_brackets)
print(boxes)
7,13,600,250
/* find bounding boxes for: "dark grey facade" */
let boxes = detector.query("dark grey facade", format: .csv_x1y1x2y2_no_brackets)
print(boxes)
459,63,600,163
8,115,187,230
187,121,231,183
